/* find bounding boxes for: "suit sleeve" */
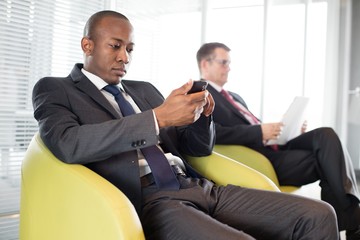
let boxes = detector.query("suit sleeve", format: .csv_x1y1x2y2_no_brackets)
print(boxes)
33,77,159,164
209,88,264,147
134,81,215,157
214,122,263,147
176,115,215,157
133,81,211,156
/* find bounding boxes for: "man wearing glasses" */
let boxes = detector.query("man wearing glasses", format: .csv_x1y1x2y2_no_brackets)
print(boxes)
197,42,360,239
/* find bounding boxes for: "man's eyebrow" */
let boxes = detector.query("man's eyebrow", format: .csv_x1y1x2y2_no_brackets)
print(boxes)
111,38,135,46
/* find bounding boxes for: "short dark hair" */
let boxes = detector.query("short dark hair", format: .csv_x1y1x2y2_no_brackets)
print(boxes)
196,42,231,69
83,10,129,39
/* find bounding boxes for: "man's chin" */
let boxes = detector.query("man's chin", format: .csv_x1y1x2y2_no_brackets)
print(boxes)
106,77,122,85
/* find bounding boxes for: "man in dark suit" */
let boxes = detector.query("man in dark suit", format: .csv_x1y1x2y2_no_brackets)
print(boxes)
197,42,360,239
32,11,338,240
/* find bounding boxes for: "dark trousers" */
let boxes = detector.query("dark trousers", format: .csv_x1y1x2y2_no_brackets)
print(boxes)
141,176,338,240
257,127,360,230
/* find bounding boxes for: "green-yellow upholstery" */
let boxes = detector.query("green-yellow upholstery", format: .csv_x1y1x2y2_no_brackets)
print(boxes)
185,152,280,192
213,145,300,193
20,133,281,240
20,133,145,240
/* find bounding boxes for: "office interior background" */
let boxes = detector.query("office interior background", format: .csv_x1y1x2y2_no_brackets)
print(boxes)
0,0,359,239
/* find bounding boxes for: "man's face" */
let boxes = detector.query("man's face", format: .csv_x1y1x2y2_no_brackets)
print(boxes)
204,48,231,87
83,16,134,85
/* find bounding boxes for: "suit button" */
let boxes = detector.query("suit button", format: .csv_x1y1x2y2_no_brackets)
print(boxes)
141,140,146,145
131,142,137,148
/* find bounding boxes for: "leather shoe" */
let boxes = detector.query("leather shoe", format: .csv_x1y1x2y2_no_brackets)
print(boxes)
347,226,360,240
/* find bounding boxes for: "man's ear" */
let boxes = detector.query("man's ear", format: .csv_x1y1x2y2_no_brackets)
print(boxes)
200,59,209,71
81,37,93,55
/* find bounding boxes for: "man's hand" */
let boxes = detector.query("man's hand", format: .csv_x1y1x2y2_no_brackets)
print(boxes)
202,90,215,117
154,80,213,128
301,120,307,134
261,122,284,141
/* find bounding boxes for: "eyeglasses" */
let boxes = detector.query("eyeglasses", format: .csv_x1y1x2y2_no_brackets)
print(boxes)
208,58,231,67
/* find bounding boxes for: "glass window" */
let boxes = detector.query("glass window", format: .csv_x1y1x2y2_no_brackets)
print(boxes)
0,1,105,238
206,2,264,116
263,3,306,122
206,0,328,132
303,1,328,129
121,0,202,96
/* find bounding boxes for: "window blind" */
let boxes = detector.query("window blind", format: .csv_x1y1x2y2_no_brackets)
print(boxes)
0,1,105,239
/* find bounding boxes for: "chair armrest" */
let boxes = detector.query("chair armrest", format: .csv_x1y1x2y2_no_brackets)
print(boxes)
214,145,300,193
185,152,280,192
214,145,280,186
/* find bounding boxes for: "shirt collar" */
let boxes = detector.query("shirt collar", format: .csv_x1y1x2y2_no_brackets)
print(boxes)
204,80,223,92
81,68,120,90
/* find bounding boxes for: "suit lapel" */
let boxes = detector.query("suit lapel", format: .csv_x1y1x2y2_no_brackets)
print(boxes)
121,80,154,112
70,64,121,119
229,91,261,123
207,85,251,123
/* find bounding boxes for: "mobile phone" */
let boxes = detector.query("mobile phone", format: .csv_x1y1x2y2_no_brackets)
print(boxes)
187,81,208,94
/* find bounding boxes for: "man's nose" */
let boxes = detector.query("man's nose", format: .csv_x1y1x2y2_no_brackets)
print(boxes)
116,48,129,64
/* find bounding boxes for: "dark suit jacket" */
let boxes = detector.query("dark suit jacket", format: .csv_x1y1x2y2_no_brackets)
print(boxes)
207,84,264,148
207,83,360,204
32,64,215,213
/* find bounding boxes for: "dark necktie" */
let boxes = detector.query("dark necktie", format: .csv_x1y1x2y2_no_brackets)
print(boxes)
220,89,278,151
220,89,260,125
103,85,180,189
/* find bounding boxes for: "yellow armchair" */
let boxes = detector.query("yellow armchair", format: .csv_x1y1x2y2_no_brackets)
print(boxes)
20,133,280,240
185,152,280,192
20,133,145,240
213,145,299,193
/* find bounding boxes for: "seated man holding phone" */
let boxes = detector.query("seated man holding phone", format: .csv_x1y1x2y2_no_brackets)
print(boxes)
196,41,360,239
32,11,339,240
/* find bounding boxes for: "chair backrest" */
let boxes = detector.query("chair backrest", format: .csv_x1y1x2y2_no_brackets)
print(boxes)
19,133,145,240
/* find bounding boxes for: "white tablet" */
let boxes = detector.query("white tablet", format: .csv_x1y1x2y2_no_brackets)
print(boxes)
266,96,309,145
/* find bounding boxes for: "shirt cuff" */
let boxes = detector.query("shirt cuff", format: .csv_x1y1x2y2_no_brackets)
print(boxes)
152,110,160,135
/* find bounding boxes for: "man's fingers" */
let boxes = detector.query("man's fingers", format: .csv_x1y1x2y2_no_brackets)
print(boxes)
169,80,193,97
